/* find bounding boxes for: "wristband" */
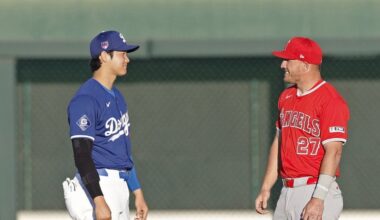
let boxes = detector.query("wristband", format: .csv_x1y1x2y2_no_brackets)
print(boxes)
312,174,335,200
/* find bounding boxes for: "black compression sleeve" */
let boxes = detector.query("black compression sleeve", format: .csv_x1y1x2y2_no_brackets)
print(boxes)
71,138,103,199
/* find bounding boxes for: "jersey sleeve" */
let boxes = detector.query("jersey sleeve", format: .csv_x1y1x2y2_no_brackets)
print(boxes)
275,116,281,131
320,98,350,146
67,95,97,141
276,92,285,130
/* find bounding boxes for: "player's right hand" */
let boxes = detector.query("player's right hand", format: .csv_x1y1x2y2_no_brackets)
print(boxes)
255,189,271,214
94,196,112,220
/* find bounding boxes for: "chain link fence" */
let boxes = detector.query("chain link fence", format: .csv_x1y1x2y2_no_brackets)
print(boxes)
15,56,380,212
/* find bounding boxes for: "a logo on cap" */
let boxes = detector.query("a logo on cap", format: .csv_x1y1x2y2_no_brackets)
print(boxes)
101,41,109,49
119,33,126,43
300,54,305,59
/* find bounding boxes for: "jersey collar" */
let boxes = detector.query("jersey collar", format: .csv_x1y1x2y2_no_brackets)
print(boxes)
91,78,116,98
296,80,326,97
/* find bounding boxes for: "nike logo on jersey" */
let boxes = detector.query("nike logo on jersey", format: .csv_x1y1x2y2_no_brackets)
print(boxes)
106,102,111,107
285,95,293,99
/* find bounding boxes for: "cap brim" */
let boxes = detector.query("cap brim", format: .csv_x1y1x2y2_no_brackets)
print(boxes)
272,50,296,60
126,44,139,53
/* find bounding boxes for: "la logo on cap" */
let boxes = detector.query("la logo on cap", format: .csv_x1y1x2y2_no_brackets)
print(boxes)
119,33,126,43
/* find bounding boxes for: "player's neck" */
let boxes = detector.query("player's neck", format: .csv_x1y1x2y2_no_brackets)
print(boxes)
93,70,117,90
297,73,322,94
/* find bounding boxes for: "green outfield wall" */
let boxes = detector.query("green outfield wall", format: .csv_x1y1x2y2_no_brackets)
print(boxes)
1,0,380,41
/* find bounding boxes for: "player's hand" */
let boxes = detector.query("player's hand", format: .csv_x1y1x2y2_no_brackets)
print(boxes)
134,189,148,220
255,189,271,214
94,196,112,220
301,197,324,220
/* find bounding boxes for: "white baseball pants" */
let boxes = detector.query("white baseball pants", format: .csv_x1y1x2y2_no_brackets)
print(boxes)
63,169,130,220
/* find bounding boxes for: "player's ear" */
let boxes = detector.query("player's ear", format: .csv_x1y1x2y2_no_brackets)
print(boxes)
99,51,111,63
303,62,310,72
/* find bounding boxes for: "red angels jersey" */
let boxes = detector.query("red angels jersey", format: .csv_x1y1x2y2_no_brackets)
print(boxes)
276,80,350,178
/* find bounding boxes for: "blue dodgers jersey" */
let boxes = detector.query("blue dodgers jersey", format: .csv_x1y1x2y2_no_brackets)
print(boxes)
67,78,134,169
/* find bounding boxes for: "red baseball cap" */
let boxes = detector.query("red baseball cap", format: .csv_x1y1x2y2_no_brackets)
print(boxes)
272,37,323,65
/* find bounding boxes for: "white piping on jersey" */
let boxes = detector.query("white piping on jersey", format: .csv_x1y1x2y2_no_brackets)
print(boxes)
297,81,326,97
70,135,95,141
322,138,346,146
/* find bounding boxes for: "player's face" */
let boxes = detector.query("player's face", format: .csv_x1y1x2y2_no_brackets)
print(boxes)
110,51,130,76
280,59,304,84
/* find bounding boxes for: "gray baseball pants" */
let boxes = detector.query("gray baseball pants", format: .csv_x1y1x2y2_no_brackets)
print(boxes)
274,179,343,220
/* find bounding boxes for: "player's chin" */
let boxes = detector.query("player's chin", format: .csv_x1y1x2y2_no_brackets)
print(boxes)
118,69,128,76
283,73,294,83
283,74,291,83
284,77,292,83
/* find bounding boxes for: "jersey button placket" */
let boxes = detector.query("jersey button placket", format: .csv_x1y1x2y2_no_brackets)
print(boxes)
115,97,132,166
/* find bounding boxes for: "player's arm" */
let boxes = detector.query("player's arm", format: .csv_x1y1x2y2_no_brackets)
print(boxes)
133,189,148,220
126,167,148,220
319,141,343,177
312,141,344,200
255,131,280,214
71,138,111,220
72,138,102,198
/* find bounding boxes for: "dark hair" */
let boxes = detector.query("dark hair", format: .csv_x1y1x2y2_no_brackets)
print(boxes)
89,51,114,73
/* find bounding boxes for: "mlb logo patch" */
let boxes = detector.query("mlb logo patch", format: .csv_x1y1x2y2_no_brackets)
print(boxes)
76,115,91,131
101,41,109,49
329,126,345,133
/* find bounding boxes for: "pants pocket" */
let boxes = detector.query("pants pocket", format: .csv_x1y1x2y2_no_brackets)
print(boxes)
62,177,94,220
329,181,342,199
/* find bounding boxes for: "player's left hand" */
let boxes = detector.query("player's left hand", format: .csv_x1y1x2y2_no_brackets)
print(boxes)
301,197,324,220
134,189,148,220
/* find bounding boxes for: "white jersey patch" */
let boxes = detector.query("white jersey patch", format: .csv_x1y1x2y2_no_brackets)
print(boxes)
76,115,91,131
329,126,345,133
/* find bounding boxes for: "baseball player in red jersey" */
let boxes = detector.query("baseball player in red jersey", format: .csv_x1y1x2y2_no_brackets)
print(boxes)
255,37,350,220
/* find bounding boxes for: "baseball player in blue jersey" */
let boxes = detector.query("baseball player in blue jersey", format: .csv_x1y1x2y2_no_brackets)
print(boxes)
62,30,148,220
